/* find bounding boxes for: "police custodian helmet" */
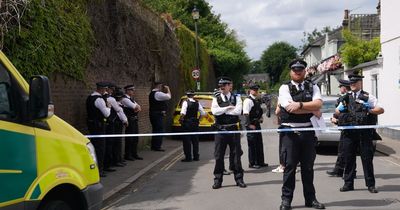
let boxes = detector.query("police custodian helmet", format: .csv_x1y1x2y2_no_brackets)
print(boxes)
289,59,307,71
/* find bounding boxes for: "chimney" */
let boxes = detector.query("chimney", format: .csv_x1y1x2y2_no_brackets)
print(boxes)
342,9,349,28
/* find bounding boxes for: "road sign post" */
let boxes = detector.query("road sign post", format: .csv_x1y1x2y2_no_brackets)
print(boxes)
192,69,200,91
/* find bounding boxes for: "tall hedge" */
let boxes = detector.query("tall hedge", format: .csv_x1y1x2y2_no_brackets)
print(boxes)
176,23,210,92
2,0,94,80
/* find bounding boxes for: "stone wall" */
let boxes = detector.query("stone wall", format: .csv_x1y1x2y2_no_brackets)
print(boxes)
49,0,183,137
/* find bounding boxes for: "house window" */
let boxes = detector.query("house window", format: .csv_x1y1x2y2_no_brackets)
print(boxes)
371,74,378,98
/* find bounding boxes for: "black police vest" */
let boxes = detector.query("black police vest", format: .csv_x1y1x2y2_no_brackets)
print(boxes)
122,95,138,119
184,99,199,120
86,94,106,122
248,96,263,123
280,80,314,124
149,90,167,112
338,91,377,125
215,94,239,125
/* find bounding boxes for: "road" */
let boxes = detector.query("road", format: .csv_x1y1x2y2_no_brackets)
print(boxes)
103,118,400,210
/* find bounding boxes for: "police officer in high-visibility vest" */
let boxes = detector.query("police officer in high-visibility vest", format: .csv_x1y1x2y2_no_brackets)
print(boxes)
278,59,325,210
243,84,268,169
211,76,246,189
121,85,143,160
326,79,352,177
336,72,384,193
179,90,206,162
86,82,111,177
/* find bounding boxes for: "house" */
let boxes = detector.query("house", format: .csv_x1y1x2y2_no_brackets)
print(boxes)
379,0,400,138
301,27,344,96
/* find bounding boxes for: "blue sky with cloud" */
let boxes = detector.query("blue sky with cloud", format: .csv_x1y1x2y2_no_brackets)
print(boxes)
207,0,379,60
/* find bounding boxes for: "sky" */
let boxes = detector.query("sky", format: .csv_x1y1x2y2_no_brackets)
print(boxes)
207,0,379,60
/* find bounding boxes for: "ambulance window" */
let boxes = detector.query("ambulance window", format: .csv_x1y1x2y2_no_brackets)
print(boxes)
0,64,15,120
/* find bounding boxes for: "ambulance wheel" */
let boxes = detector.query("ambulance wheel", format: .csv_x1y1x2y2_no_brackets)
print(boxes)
39,200,72,210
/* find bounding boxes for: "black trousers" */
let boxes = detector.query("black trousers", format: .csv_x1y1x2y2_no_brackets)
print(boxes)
281,130,317,203
247,123,265,166
88,122,106,173
213,128,244,182
150,112,164,150
125,119,139,158
182,120,199,160
342,130,375,188
112,123,123,164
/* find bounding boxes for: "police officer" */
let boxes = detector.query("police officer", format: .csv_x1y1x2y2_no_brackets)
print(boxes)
104,83,128,171
121,85,143,160
243,84,268,169
112,87,128,167
337,73,384,193
211,76,246,189
326,79,351,177
179,90,206,162
278,59,325,210
149,82,171,151
86,82,111,177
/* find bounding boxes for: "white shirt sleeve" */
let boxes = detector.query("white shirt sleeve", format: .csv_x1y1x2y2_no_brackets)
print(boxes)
368,94,382,108
312,84,323,101
242,98,254,115
155,91,171,101
226,95,242,116
278,84,292,109
121,97,138,109
211,97,231,115
198,103,206,116
180,100,188,115
95,97,110,117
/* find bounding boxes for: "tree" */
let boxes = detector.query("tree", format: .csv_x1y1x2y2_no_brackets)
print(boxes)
260,41,297,86
142,0,250,88
300,26,335,50
340,29,380,67
249,60,262,73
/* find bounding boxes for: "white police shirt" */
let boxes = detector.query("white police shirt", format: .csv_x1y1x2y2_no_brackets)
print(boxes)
91,91,110,118
152,88,171,101
243,94,257,115
180,98,206,116
211,92,242,116
107,96,128,123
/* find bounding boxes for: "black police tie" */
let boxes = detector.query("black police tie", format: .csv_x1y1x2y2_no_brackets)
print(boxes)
353,92,356,99
298,83,303,91
224,94,229,102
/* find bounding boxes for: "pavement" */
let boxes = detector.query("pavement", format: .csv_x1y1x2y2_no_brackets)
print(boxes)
100,129,400,202
100,139,182,200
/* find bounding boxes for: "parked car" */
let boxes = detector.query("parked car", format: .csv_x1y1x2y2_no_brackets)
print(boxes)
172,92,215,140
317,95,341,147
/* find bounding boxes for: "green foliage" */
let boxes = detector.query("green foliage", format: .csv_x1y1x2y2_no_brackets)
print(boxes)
142,0,250,88
175,23,210,92
249,60,262,73
340,29,381,67
2,0,94,80
301,26,334,50
259,41,297,86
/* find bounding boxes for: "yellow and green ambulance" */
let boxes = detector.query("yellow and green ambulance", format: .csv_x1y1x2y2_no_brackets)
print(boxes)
0,51,102,210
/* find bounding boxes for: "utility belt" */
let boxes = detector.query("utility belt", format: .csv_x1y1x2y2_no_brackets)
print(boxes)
278,125,313,135
127,115,138,122
212,123,239,131
151,110,167,116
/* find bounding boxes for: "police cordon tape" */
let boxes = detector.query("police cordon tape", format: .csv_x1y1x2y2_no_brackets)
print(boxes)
85,124,400,139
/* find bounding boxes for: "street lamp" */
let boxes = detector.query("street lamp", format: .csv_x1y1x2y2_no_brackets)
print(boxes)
192,6,200,91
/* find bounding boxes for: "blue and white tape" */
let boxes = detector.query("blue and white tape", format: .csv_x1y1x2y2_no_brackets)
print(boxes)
85,124,400,139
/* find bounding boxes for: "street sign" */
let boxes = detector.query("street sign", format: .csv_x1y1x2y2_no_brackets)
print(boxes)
192,69,200,79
